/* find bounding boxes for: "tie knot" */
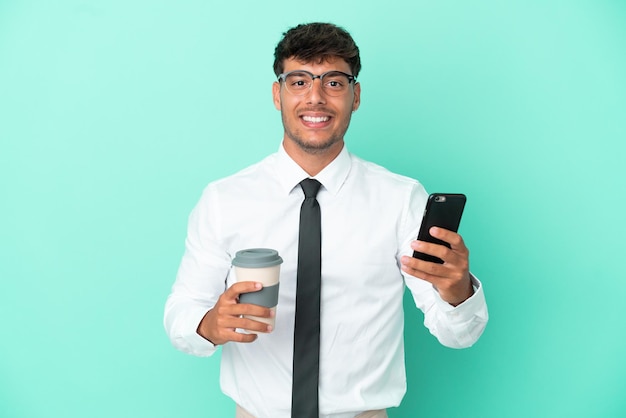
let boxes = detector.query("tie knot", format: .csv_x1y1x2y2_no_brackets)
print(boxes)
300,178,321,199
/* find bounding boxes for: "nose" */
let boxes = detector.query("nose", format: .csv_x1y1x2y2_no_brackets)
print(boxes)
306,78,326,104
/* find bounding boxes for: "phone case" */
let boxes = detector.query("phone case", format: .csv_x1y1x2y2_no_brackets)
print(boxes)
412,193,466,264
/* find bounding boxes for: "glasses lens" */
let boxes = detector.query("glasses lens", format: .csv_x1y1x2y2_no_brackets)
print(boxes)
321,72,351,96
283,71,353,96
284,72,312,95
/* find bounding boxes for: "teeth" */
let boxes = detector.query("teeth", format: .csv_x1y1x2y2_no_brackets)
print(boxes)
302,116,329,123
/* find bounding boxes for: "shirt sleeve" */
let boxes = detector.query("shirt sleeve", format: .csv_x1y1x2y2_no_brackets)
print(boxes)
400,183,489,349
163,184,231,357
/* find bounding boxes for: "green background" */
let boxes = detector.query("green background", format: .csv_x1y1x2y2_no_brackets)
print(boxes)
1,0,625,417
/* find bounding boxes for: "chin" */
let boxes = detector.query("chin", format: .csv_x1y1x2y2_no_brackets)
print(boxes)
297,137,342,154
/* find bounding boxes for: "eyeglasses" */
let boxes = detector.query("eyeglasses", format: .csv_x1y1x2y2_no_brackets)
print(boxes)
277,70,356,97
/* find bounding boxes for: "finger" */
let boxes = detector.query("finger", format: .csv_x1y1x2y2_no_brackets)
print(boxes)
401,255,447,281
430,227,468,253
412,244,468,279
238,317,274,333
224,281,263,300
424,230,470,274
218,315,273,334
402,256,470,300
216,300,273,319
403,250,468,281
234,303,274,318
197,307,261,346
412,240,451,263
219,328,259,343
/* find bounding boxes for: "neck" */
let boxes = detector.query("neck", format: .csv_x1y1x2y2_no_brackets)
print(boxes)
282,139,344,176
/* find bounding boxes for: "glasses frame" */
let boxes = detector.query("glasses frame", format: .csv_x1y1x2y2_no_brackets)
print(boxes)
277,70,357,96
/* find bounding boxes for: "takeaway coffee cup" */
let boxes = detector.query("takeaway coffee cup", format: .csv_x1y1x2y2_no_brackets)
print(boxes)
232,248,283,331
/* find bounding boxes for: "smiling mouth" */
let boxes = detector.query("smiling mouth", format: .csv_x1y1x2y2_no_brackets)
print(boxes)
301,115,330,123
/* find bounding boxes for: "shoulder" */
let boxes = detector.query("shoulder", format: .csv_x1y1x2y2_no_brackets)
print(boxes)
197,153,280,203
208,153,278,188
348,153,424,192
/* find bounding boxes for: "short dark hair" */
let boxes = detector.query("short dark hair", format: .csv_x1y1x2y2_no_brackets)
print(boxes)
273,22,361,78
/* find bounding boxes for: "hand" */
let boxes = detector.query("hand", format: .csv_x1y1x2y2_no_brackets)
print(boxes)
196,281,274,345
401,227,474,306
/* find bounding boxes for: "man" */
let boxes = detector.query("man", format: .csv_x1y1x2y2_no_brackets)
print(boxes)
164,22,488,418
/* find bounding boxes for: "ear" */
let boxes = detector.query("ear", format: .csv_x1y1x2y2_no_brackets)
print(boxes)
352,82,361,112
272,82,281,110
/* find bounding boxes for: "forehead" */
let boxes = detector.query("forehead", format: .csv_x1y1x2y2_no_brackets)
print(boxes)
282,56,351,74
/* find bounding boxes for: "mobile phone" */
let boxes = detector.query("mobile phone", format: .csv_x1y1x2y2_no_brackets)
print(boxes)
412,193,467,264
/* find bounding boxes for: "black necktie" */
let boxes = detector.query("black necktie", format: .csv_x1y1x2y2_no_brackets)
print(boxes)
292,178,322,418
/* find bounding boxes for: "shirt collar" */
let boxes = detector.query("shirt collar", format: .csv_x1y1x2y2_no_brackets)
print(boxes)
275,143,352,196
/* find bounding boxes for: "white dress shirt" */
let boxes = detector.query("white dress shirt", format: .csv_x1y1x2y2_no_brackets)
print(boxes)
164,144,488,418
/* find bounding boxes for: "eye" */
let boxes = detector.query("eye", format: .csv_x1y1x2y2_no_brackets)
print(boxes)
285,73,311,90
323,73,348,90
